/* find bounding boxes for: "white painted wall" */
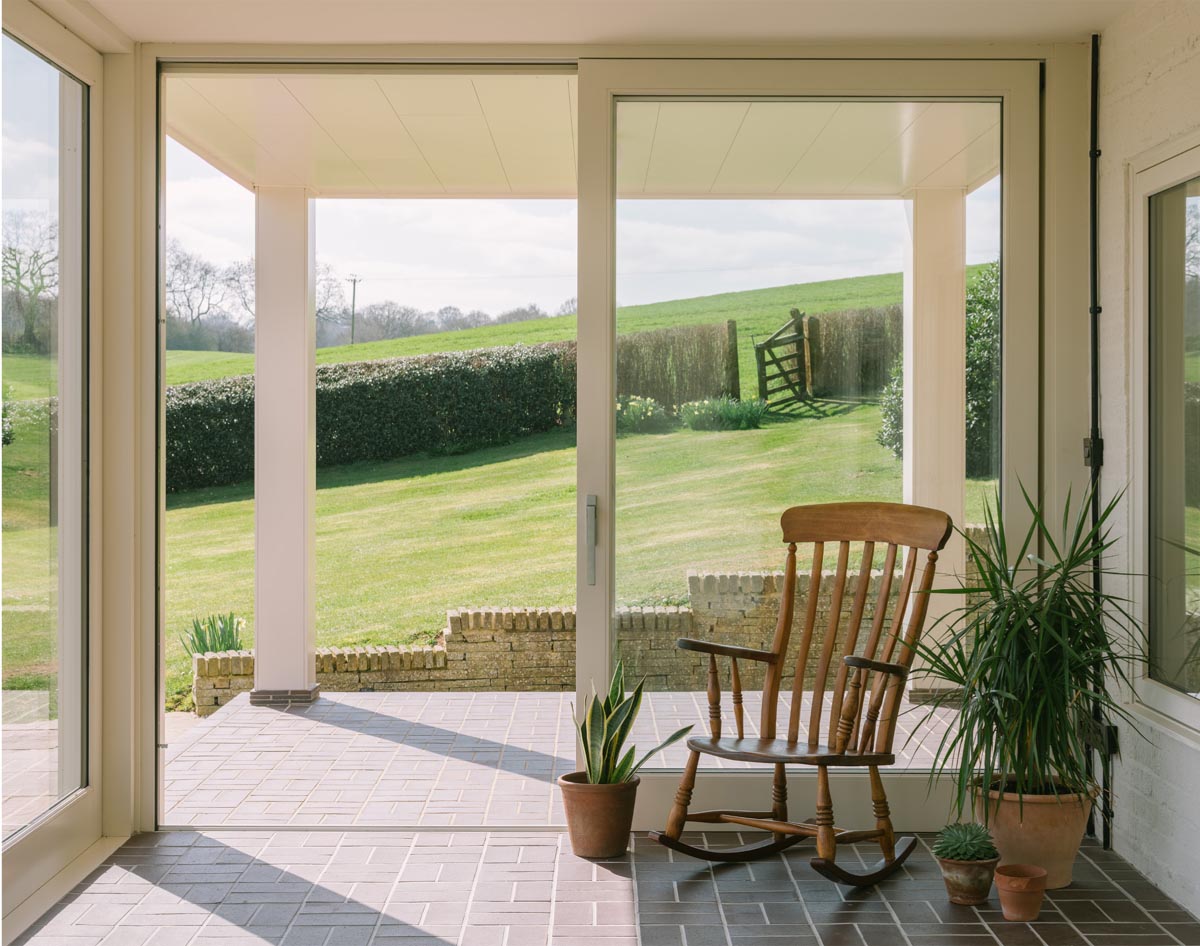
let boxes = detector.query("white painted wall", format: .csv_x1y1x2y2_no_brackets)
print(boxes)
1098,0,1200,916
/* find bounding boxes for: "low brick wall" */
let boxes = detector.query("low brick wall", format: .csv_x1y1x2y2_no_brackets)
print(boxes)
192,562,935,716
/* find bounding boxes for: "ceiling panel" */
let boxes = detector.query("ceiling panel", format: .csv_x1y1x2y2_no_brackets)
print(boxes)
473,75,577,195
166,73,999,199
848,101,999,194
615,101,660,195
641,101,749,195
777,101,929,195
711,101,840,195
280,75,441,193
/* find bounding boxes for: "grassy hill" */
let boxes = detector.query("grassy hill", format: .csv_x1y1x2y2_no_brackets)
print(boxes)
161,270,910,392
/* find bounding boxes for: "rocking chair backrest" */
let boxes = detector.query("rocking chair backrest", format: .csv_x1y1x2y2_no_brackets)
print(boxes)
761,502,952,755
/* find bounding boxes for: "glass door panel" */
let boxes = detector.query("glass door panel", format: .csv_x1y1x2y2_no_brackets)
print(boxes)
1,33,89,840
610,97,1001,771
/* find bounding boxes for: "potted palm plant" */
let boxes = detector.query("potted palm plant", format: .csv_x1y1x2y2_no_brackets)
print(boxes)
931,822,1000,905
559,662,692,858
915,485,1140,889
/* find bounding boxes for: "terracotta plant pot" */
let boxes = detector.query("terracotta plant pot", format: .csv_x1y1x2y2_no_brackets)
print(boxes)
935,855,999,905
975,785,1096,888
558,772,639,858
994,864,1048,921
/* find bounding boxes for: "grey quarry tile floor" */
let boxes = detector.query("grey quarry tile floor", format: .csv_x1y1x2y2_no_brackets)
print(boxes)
15,829,1200,946
163,691,957,827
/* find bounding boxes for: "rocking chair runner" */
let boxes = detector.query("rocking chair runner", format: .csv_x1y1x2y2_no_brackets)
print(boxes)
649,501,952,886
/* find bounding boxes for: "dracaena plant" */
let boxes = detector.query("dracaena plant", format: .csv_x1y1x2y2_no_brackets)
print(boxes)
913,483,1143,818
575,661,693,784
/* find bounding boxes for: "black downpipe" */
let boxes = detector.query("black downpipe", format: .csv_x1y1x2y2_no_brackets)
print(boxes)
1086,33,1113,850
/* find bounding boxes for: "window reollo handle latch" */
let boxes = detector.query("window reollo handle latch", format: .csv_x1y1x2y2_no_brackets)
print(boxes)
585,494,597,586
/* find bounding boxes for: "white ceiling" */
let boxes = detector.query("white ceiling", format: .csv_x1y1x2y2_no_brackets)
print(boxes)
37,0,1134,51
164,72,1000,199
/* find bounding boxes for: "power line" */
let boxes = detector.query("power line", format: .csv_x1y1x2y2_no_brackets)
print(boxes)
347,274,362,344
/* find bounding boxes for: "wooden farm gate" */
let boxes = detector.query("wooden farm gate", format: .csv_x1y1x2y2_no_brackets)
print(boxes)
754,308,818,408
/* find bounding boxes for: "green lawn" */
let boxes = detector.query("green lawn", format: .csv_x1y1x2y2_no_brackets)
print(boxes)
3,269,1002,710
2,353,57,401
156,269,912,394
156,404,991,708
1187,351,1200,383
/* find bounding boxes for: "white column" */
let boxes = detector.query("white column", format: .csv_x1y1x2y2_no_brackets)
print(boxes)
903,188,967,584
251,187,318,704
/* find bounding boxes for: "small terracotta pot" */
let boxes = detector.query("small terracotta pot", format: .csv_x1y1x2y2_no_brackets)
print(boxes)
936,855,999,905
994,864,1048,921
558,772,639,858
975,784,1096,888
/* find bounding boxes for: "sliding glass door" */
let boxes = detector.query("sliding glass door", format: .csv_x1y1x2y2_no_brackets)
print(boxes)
576,59,1040,826
2,32,89,843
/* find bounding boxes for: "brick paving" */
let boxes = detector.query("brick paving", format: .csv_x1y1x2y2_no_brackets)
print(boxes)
164,691,957,827
16,830,1200,946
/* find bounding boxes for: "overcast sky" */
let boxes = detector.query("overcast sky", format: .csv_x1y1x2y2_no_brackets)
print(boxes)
164,137,1000,315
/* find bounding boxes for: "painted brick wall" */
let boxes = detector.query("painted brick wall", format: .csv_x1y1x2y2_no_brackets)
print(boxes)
1098,0,1200,917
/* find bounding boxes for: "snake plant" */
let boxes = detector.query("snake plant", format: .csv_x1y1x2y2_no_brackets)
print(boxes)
575,661,693,784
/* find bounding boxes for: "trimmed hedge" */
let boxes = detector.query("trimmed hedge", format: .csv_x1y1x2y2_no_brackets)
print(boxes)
165,342,575,492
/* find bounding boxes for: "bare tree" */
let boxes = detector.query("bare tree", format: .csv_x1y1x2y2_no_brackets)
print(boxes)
223,257,256,324
2,211,58,351
316,263,346,324
555,296,577,317
165,239,228,325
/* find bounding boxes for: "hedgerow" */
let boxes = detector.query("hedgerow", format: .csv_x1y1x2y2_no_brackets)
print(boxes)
165,342,575,492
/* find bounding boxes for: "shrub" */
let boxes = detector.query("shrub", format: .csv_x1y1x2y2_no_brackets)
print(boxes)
874,261,1000,478
180,612,244,659
680,396,769,431
615,395,675,434
876,356,904,458
165,342,576,491
616,322,735,408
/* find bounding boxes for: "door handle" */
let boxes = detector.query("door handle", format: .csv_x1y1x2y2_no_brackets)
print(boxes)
585,494,597,586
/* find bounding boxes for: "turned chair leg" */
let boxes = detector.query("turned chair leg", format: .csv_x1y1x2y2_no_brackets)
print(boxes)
771,763,789,841
869,765,896,862
665,750,700,839
815,765,837,862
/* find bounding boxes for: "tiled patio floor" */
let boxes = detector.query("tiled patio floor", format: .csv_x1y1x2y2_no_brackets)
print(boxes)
163,691,957,827
16,829,1200,946
2,691,59,838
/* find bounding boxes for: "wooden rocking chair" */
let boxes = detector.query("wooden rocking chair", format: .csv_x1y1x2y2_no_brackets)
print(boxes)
649,501,952,886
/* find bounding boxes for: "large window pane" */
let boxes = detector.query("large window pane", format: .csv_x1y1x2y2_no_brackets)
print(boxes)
1,34,88,839
1149,175,1200,697
611,98,997,770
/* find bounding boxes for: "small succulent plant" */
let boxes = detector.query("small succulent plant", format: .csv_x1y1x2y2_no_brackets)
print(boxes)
932,823,999,862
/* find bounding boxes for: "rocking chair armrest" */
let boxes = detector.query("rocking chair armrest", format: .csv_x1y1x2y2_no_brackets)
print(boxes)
843,655,908,677
676,638,778,664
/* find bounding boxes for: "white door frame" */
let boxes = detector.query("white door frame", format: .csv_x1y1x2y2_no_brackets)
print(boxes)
576,57,1041,828
1,0,115,936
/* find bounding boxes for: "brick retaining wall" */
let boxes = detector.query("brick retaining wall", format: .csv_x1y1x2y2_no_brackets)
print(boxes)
192,567,915,716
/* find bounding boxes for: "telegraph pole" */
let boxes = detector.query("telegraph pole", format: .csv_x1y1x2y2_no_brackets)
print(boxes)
348,274,362,344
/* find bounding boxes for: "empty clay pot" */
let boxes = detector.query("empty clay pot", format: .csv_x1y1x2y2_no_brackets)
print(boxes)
994,864,1048,921
936,856,999,905
558,772,639,858
976,785,1096,888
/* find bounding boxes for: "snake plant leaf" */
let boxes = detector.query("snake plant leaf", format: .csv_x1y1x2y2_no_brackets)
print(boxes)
610,745,637,784
605,661,625,717
585,692,607,784
628,725,694,779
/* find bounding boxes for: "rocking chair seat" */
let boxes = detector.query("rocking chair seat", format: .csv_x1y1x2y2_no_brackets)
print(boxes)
687,735,895,767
